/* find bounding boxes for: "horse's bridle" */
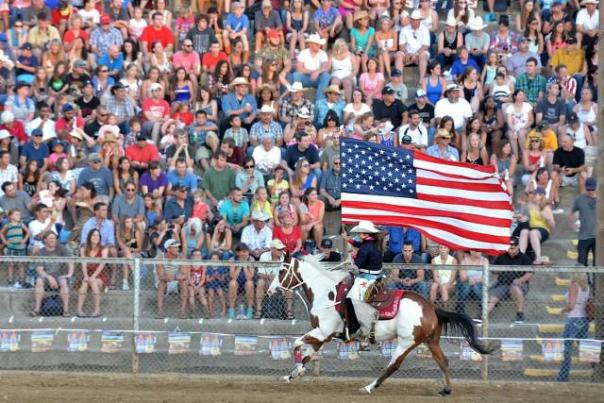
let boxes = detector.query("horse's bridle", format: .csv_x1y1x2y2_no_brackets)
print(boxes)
276,260,305,291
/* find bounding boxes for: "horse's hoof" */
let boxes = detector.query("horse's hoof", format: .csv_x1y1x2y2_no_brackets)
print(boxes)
282,375,292,383
438,388,451,396
361,386,372,395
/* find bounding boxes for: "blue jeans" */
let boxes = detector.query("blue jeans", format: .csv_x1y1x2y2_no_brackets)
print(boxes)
290,72,331,100
456,282,482,314
389,281,429,299
557,317,589,382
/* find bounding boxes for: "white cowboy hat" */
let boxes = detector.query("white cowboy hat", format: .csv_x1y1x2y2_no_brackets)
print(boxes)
468,16,487,31
445,16,457,27
251,211,269,221
149,82,163,92
350,220,380,234
259,105,274,114
306,33,326,45
229,77,250,88
581,0,598,5
323,84,342,95
409,10,423,20
270,239,286,250
289,82,306,93
69,129,84,140
297,107,311,119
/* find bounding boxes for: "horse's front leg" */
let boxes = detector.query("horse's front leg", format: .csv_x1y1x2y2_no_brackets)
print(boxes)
284,329,325,382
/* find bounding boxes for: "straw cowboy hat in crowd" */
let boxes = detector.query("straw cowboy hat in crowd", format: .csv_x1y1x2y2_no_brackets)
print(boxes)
350,220,381,234
306,33,326,45
229,77,250,88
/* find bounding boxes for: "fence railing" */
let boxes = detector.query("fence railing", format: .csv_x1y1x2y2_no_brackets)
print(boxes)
0,256,602,382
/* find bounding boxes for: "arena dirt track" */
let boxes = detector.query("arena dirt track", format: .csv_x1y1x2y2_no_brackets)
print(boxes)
1,372,602,402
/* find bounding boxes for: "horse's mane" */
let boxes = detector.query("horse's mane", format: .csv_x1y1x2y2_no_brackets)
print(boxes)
299,254,349,284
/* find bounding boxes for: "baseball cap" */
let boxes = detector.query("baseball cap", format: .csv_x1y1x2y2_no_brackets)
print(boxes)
62,103,75,113
270,239,286,250
382,86,395,95
88,153,102,162
20,42,32,50
172,183,189,192
509,236,519,246
100,14,111,25
73,59,87,69
390,68,402,77
586,177,597,191
149,83,163,92
31,128,43,137
0,129,10,140
136,132,148,141
416,89,426,98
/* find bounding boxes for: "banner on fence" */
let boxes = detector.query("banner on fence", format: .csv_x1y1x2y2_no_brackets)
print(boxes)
200,333,223,356
460,341,482,361
579,340,601,363
136,333,158,354
0,331,19,352
31,331,54,353
67,331,90,352
168,332,191,354
501,339,523,361
381,340,397,358
542,340,563,362
101,331,124,353
234,336,258,356
269,338,291,360
337,341,359,360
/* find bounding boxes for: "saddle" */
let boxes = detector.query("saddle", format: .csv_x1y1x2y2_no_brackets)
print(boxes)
335,277,404,321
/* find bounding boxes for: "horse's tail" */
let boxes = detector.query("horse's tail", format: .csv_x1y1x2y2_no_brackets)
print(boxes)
435,308,494,355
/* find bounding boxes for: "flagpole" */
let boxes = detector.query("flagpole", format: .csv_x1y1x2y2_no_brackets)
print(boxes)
594,0,604,381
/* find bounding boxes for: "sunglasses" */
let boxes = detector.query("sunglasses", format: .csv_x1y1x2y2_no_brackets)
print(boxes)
99,113,108,117
302,164,309,168
531,139,540,143
245,164,255,169
126,188,136,192
33,133,43,137
100,69,109,73
333,162,341,165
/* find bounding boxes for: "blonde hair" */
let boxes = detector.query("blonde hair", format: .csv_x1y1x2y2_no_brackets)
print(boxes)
571,273,589,290
332,39,348,57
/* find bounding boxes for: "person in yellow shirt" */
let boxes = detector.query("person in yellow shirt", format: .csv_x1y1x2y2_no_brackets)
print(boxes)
549,36,585,76
525,124,558,153
26,13,61,57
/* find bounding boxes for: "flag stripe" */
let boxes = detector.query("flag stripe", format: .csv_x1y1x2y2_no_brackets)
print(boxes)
417,184,512,202
416,176,507,193
417,169,504,185
417,193,514,211
414,151,496,178
343,193,513,222
342,207,511,239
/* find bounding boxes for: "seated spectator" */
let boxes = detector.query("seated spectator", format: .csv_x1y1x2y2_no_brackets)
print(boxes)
156,239,189,319
254,0,284,53
466,16,490,68
290,34,331,100
430,244,458,310
391,241,428,297
299,187,325,247
518,187,555,264
167,158,198,194
395,10,430,83
241,211,272,260
28,202,58,255
456,250,487,315
315,85,346,128
436,17,463,71
549,35,584,76
19,127,49,171
227,242,256,319
273,210,303,257
283,132,321,179
236,156,264,200
76,229,109,317
319,238,342,262
505,89,534,157
515,57,546,104
189,110,220,171
506,37,542,77
289,158,318,202
450,47,480,82
112,180,146,233
312,0,342,45
77,153,114,203
252,136,281,178
164,183,194,229
249,105,283,149
372,86,407,129
435,84,472,132
203,151,236,210
218,187,250,237
279,82,315,125
552,134,587,194
258,238,294,318
521,132,547,186
535,82,566,135
489,237,533,324
396,110,429,150
221,77,257,130
427,129,459,161
31,231,73,317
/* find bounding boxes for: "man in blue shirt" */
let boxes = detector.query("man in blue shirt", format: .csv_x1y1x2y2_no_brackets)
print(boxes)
163,183,194,227
221,77,257,130
314,85,346,128
450,46,480,80
97,44,124,79
166,159,198,192
80,202,116,252
218,187,250,236
77,153,114,202
19,128,49,170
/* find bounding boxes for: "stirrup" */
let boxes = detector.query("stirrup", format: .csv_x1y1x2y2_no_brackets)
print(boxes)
368,322,376,344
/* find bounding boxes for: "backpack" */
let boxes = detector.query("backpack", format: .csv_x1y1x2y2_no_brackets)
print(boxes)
261,295,287,320
40,295,63,317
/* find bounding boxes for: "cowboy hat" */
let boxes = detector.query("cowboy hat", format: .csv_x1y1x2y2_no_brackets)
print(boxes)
251,211,269,221
445,16,457,27
409,10,423,20
581,0,598,5
350,220,380,234
270,239,286,250
435,128,452,139
229,77,250,88
0,130,10,141
297,107,311,119
468,16,487,31
257,83,277,96
353,10,369,22
289,82,307,93
445,83,461,93
323,85,342,95
306,33,326,45
259,105,274,114
69,129,84,140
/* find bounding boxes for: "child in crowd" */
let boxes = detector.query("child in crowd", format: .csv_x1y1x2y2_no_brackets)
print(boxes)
192,189,210,223
175,8,195,44
128,7,148,40
189,249,209,317
0,209,30,287
204,250,228,318
251,187,273,225
223,115,249,155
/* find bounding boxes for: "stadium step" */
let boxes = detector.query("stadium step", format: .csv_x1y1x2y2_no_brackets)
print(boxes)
523,368,592,378
550,294,566,302
537,323,595,335
528,355,581,365
555,277,571,287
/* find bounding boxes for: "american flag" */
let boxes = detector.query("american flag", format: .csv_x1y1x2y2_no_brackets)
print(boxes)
341,138,513,255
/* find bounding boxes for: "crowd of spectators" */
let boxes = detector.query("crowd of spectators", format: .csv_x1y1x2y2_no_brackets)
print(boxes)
0,0,598,321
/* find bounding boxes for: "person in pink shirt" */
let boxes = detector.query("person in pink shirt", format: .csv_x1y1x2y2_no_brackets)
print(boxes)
192,189,210,222
141,83,170,145
173,39,201,81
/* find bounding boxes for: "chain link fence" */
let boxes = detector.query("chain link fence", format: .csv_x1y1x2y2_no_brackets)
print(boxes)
0,256,602,382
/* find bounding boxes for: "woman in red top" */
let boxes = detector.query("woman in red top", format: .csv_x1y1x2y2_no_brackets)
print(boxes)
273,210,303,257
76,229,109,318
299,187,325,247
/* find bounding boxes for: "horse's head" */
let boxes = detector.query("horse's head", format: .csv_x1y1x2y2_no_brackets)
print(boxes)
267,257,303,296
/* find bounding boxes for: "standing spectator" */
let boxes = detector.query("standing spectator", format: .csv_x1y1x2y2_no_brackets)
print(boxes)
571,177,597,266
391,241,428,297
557,273,591,382
156,239,190,319
31,231,73,317
456,250,487,315
228,242,256,319
76,229,109,318
430,244,457,310
489,237,533,323
0,209,30,287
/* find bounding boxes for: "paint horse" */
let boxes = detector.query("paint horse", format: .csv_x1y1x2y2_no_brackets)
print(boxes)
267,255,493,395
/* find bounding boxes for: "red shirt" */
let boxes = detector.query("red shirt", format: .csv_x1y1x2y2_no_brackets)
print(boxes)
201,51,228,71
0,121,27,144
63,29,90,46
172,111,194,126
55,116,85,134
125,142,160,164
142,98,171,122
273,225,302,254
140,25,175,51
51,6,74,26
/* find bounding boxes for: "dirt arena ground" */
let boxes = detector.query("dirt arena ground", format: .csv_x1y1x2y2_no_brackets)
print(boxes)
1,372,602,403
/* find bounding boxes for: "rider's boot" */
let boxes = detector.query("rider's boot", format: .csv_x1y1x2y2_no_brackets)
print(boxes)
343,298,362,341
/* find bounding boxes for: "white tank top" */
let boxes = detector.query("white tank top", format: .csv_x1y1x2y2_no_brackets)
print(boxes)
576,104,596,125
566,125,587,149
331,55,354,80
566,286,590,318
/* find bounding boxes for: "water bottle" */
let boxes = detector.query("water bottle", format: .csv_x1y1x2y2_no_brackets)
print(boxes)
238,303,246,319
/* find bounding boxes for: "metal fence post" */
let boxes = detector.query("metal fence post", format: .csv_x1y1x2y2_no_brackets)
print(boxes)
131,257,141,374
480,261,490,381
